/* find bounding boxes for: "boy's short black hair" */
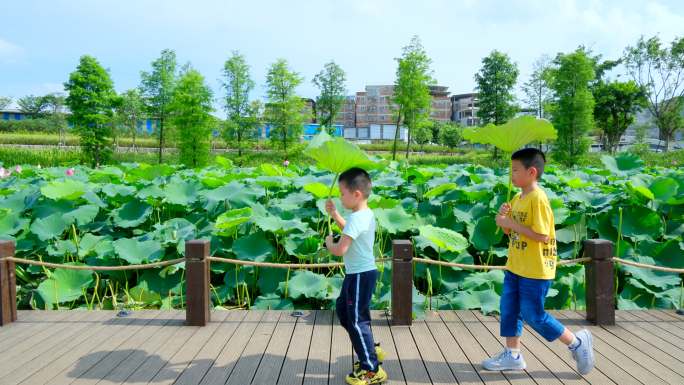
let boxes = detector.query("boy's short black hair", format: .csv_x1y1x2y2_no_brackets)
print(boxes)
338,167,372,198
511,148,546,179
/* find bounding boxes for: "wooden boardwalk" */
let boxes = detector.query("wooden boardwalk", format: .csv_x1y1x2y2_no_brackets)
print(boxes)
0,310,683,385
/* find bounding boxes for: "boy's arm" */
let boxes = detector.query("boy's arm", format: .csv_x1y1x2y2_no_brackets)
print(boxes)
325,234,353,257
506,220,549,243
331,211,346,231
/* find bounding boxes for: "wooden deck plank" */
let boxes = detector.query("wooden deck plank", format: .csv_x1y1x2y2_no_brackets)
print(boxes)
613,312,684,363
147,311,232,385
456,310,535,385
117,311,202,385
94,311,186,385
0,310,73,344
250,311,298,385
440,310,510,385
472,311,565,385
390,316,432,384
303,310,333,385
276,310,315,385
2,310,684,385
0,311,112,384
654,309,684,323
225,310,281,385
198,310,265,385
410,311,459,385
423,310,484,385
571,312,684,383
0,309,85,361
329,312,356,385
27,310,163,385
488,312,610,385
553,311,661,385
173,311,247,385
69,311,177,385
371,310,407,385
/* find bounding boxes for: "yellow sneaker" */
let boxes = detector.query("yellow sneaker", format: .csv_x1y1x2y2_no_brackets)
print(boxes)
345,366,388,385
353,344,386,371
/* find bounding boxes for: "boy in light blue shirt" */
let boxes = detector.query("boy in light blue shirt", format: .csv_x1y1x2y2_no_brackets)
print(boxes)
326,167,387,385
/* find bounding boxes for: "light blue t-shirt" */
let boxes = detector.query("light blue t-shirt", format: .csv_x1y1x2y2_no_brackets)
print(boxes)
342,208,377,274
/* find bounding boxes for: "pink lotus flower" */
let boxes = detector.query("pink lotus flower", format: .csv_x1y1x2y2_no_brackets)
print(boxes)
283,160,290,167
0,167,6,178
66,168,75,176
14,165,22,173
37,164,42,169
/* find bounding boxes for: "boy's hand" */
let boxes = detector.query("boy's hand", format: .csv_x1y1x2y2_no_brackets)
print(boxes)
496,214,514,229
325,234,334,250
325,199,337,216
498,203,511,216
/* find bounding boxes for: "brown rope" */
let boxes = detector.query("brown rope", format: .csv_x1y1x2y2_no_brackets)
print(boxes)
613,257,684,274
413,257,507,270
207,256,392,269
558,257,592,265
412,256,591,270
5,257,185,271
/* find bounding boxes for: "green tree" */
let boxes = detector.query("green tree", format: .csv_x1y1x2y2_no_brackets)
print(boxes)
312,61,347,131
17,95,49,118
0,96,11,110
593,79,647,154
475,50,519,125
140,49,177,163
224,100,263,155
624,35,684,151
412,118,433,150
393,36,435,160
522,55,552,119
264,59,305,156
439,121,463,153
64,55,116,167
475,50,519,157
168,69,214,168
115,89,146,150
41,93,68,145
547,47,596,165
222,51,255,156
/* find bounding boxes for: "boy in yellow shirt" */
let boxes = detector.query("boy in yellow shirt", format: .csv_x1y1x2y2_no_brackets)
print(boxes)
482,148,595,375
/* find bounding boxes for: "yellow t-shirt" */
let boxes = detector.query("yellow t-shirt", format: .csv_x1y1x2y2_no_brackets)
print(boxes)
505,187,557,280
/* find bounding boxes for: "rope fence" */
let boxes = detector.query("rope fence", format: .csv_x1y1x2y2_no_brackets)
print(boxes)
4,257,185,271
3,255,681,273
1,238,682,328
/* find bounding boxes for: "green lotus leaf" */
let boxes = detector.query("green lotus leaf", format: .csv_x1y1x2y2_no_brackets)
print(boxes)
41,179,86,201
462,116,557,152
419,225,469,253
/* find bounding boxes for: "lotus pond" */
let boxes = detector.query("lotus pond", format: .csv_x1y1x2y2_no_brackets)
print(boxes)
0,153,682,317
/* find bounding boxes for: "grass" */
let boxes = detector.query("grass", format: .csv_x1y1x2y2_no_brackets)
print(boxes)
1,131,682,169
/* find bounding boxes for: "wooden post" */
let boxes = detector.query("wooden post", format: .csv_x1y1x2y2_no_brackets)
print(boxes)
185,239,210,326
392,239,413,326
0,240,17,326
584,239,615,325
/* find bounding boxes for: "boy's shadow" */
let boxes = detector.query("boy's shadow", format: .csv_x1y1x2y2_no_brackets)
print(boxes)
67,312,580,384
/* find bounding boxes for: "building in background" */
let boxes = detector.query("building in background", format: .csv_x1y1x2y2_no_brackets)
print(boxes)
342,85,453,141
451,93,479,127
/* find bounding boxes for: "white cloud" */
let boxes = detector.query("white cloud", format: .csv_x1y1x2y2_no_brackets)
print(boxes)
0,38,24,63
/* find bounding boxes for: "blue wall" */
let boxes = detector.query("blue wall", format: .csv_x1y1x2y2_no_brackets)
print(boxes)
264,123,343,140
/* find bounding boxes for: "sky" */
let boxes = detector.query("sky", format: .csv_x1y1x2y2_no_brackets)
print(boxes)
1,0,683,116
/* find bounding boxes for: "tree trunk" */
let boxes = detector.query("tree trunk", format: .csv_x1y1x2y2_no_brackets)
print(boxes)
405,124,411,159
391,107,402,161
158,117,164,164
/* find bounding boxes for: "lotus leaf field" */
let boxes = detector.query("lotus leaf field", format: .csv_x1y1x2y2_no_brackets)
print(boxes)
1,152,683,317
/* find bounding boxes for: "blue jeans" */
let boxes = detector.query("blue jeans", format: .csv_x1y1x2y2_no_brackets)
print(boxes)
500,271,565,342
336,269,379,371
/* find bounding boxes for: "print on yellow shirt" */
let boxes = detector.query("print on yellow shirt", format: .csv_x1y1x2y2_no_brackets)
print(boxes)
505,188,558,280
